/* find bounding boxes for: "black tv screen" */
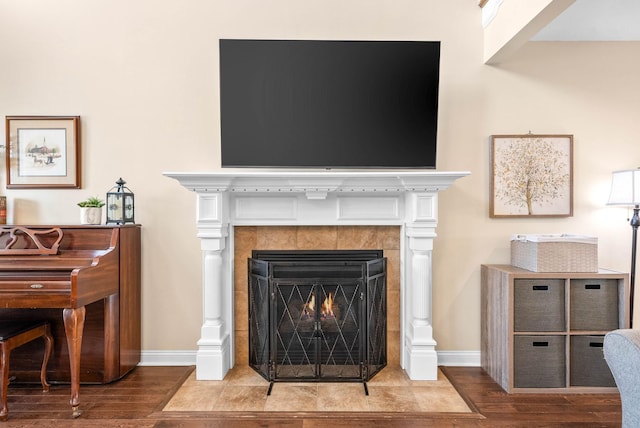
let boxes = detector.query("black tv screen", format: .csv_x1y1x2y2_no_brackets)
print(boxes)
219,39,440,168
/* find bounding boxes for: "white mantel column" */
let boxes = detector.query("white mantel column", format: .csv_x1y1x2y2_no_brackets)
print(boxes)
403,192,439,380
195,192,232,380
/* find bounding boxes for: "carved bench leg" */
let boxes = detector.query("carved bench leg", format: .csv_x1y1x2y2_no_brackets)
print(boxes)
63,307,86,418
0,322,52,421
40,324,53,393
0,342,8,422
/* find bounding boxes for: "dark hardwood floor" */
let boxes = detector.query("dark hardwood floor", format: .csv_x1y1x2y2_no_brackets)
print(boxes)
3,366,622,427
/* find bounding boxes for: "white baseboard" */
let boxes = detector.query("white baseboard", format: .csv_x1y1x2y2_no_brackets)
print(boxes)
436,350,481,367
139,350,197,366
139,350,481,367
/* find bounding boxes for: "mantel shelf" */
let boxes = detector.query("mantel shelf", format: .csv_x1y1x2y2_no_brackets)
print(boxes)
164,171,470,197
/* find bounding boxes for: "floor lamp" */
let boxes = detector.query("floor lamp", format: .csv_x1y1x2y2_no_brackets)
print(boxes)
607,169,640,328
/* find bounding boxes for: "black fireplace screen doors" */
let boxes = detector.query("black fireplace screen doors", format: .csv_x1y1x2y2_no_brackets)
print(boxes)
248,250,387,391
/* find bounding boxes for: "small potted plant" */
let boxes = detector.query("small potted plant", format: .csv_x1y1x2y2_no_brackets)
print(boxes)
78,196,105,225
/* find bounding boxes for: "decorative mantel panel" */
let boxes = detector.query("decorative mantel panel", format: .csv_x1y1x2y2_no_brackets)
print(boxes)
164,171,470,380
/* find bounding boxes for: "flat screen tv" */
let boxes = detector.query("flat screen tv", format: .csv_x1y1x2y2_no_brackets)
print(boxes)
219,39,440,169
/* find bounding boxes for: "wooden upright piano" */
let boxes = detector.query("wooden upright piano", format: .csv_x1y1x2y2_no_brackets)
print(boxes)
0,225,141,417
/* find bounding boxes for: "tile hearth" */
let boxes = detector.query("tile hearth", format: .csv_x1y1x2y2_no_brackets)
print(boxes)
163,365,472,413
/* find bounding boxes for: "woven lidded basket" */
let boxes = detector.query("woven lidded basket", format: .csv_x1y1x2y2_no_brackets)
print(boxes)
510,234,598,272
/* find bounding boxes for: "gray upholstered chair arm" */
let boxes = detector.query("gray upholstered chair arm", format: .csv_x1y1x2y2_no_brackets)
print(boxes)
604,329,640,428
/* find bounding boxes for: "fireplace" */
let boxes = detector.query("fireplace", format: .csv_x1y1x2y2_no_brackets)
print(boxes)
164,171,469,381
248,250,386,392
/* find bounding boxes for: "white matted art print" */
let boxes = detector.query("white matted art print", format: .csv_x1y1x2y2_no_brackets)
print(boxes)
490,134,573,218
5,116,81,189
17,128,67,177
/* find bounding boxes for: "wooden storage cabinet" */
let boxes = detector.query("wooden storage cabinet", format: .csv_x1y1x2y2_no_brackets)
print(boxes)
481,264,628,393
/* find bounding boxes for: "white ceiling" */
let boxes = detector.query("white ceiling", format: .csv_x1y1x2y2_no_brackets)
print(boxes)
532,0,640,41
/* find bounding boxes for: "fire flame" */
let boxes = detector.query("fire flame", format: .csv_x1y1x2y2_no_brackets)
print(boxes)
305,292,335,319
322,292,335,318
305,293,315,314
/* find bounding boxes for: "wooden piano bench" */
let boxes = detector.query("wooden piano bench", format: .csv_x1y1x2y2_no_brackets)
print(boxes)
0,320,53,422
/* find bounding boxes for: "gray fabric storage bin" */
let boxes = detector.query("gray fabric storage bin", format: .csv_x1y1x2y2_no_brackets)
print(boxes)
570,279,619,331
514,279,565,332
514,335,566,388
570,335,616,387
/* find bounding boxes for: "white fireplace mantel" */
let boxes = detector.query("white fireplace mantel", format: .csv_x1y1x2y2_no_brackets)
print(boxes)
164,170,470,380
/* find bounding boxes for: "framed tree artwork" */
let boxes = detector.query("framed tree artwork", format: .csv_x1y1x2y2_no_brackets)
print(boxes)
5,116,81,189
490,134,573,218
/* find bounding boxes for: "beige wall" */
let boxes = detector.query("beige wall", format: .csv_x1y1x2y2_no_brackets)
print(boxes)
0,0,638,355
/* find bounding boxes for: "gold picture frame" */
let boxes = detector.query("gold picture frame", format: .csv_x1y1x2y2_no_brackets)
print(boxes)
5,116,81,189
490,134,573,218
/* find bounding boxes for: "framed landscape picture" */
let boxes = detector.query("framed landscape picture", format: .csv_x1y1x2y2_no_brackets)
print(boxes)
490,134,573,218
5,116,81,189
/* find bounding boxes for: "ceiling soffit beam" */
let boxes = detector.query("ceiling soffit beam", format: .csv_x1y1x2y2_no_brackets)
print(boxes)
483,0,575,65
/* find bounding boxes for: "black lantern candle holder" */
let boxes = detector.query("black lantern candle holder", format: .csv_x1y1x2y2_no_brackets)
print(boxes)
106,177,135,224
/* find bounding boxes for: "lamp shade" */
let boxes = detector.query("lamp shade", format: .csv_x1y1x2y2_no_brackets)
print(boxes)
607,169,640,206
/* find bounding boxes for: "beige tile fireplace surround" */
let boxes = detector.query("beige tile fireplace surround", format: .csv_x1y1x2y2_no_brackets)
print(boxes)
233,225,402,366
165,171,469,381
